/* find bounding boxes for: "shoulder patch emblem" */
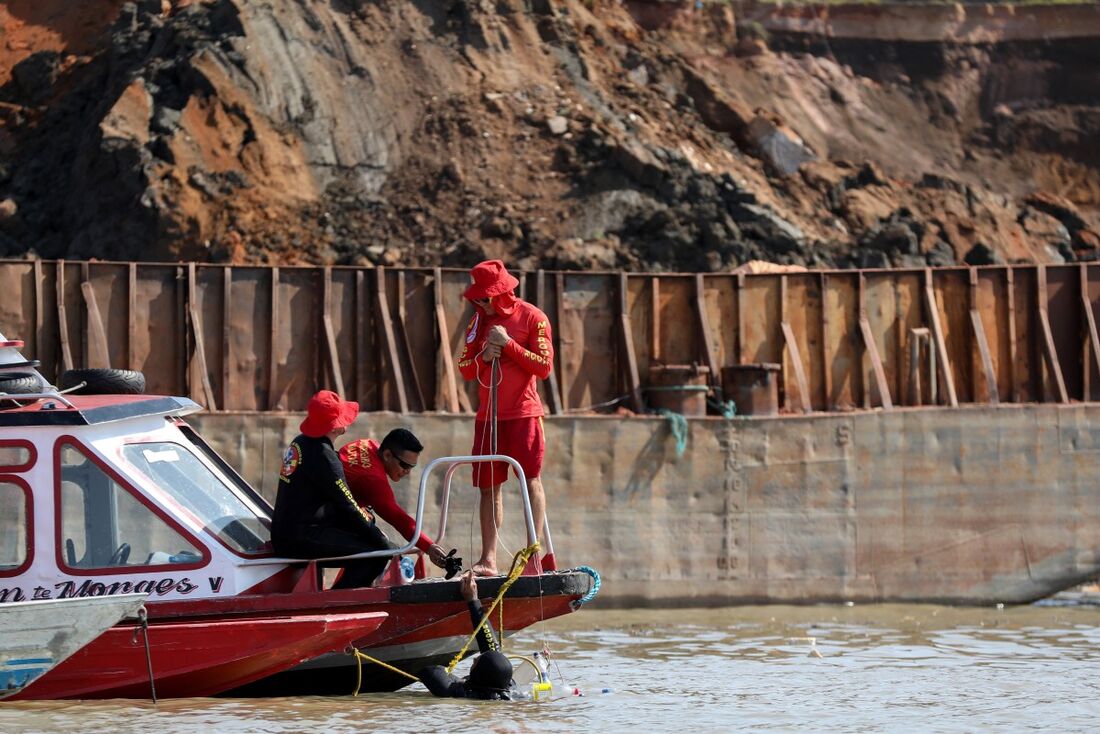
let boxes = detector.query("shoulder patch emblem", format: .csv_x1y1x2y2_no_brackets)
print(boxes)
466,313,480,344
280,442,302,482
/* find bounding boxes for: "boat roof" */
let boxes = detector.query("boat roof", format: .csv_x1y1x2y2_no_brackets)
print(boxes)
0,393,202,427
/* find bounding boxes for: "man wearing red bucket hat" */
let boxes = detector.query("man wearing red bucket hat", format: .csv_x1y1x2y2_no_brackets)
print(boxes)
456,260,554,577
271,390,394,588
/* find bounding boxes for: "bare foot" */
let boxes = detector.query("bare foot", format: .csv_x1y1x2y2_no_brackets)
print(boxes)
471,561,498,577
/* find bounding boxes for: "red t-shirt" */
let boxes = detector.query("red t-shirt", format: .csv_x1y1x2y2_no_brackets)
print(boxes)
339,438,433,553
457,299,554,421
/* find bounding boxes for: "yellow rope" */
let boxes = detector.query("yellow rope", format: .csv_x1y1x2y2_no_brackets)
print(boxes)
351,649,419,696
445,543,540,674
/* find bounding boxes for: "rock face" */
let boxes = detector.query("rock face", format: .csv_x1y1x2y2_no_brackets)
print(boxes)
0,0,1098,269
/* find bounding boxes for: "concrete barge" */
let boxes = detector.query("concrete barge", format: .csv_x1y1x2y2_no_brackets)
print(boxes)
4,259,1100,605
189,405,1100,607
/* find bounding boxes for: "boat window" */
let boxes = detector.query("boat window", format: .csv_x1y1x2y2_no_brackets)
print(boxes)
121,442,270,555
58,442,204,571
0,480,28,571
0,441,34,472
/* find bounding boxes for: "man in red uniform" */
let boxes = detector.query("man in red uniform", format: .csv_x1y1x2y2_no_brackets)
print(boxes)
456,260,553,577
340,428,450,570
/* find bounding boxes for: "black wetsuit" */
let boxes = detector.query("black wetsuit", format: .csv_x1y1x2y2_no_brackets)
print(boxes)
271,433,394,589
418,599,512,700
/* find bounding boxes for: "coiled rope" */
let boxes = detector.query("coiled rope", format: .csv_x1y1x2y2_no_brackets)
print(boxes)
571,565,601,607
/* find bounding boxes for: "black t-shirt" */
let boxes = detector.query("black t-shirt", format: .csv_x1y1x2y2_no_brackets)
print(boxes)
271,434,375,552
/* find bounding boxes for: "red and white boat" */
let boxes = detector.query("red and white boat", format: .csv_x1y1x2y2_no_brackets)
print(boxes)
0,334,595,698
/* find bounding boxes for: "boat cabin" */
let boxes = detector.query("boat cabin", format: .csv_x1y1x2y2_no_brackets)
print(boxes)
0,336,286,603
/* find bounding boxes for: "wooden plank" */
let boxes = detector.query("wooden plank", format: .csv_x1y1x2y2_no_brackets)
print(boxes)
268,267,280,411
434,267,461,413
651,276,661,362
555,272,569,411
819,272,830,409
908,328,926,405
969,309,1000,405
187,263,217,410
858,273,867,410
780,321,811,414
222,267,232,409
780,275,789,411
535,269,562,414
127,264,137,371
1081,264,1100,402
33,259,43,361
56,262,74,373
1006,267,1018,403
375,267,409,414
322,267,346,400
858,316,893,409
1036,265,1069,403
396,270,426,410
924,269,958,407
736,273,746,365
80,281,110,369
694,273,720,384
968,269,980,397
618,272,644,413
355,270,367,404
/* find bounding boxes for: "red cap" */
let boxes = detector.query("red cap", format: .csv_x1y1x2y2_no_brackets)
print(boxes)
463,260,520,302
300,390,359,438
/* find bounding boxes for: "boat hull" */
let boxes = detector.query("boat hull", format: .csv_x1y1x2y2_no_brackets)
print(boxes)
0,595,147,700
226,571,593,696
13,611,387,700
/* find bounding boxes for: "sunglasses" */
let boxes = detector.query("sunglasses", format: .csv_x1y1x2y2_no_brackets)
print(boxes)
388,451,416,471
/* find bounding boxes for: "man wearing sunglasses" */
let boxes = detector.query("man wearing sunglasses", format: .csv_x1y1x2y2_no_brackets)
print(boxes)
339,428,451,570
456,260,554,577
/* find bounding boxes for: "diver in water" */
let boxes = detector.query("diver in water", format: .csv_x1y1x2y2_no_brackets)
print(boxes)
417,571,514,700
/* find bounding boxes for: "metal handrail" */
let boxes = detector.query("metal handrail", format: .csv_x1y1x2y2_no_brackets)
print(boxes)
235,454,536,567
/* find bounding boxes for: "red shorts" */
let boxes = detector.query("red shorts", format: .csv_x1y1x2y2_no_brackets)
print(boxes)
471,417,545,489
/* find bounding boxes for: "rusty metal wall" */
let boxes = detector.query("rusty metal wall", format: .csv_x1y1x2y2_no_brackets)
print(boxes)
2,260,1097,414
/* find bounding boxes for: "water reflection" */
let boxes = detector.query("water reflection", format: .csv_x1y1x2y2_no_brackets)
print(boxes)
4,599,1100,732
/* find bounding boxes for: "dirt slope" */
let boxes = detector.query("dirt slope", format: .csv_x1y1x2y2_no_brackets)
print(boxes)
0,0,1097,270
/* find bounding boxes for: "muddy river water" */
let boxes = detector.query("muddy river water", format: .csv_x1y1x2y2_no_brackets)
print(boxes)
5,595,1100,732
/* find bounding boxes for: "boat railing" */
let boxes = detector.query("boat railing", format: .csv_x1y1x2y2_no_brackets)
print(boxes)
236,454,541,567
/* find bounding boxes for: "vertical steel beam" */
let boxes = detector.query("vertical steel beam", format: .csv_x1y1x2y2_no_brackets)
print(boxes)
555,272,569,411
1080,264,1100,402
396,270,425,410
535,269,563,415
186,263,217,410
1036,264,1069,403
128,264,138,372
375,267,409,414
617,272,644,413
1006,267,1018,403
434,267,460,413
268,267,280,411
321,266,346,400
923,268,958,406
695,273,720,385
222,266,232,409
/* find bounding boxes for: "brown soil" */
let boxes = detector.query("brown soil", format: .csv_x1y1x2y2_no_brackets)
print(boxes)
0,0,1098,270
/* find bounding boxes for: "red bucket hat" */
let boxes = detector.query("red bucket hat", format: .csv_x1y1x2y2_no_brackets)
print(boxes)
300,390,359,438
463,260,520,302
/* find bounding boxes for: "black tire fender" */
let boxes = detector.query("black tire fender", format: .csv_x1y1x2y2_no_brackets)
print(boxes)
60,368,146,395
0,372,44,395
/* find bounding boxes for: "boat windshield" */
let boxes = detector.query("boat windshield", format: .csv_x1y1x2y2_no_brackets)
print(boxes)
121,442,271,555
